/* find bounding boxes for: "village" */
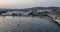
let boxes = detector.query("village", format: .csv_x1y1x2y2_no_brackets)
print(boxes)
0,7,60,24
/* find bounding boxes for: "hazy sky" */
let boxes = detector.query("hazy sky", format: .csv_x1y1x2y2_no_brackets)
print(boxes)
0,0,60,9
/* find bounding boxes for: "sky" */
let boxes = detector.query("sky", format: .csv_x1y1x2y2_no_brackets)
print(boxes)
0,0,60,9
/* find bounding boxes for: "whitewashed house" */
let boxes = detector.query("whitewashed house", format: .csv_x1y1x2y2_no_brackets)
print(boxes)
2,12,13,16
36,9,51,13
2,11,31,16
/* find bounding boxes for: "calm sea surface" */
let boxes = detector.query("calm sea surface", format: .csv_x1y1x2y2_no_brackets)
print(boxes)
0,16,60,32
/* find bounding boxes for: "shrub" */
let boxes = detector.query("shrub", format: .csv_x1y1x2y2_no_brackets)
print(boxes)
44,14,48,16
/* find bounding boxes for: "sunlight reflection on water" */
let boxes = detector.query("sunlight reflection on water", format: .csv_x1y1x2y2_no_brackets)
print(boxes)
0,16,60,32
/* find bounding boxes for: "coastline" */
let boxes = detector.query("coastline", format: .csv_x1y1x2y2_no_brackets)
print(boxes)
0,15,60,25
51,19,60,25
44,16,60,25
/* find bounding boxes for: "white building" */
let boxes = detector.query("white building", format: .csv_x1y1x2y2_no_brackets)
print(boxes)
2,11,31,16
36,9,51,13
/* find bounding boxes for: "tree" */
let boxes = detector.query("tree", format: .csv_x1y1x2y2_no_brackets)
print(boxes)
12,13,17,16
44,14,48,16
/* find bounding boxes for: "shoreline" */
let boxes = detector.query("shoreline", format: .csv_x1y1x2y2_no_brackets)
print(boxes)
51,19,60,25
44,16,60,25
0,15,60,25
